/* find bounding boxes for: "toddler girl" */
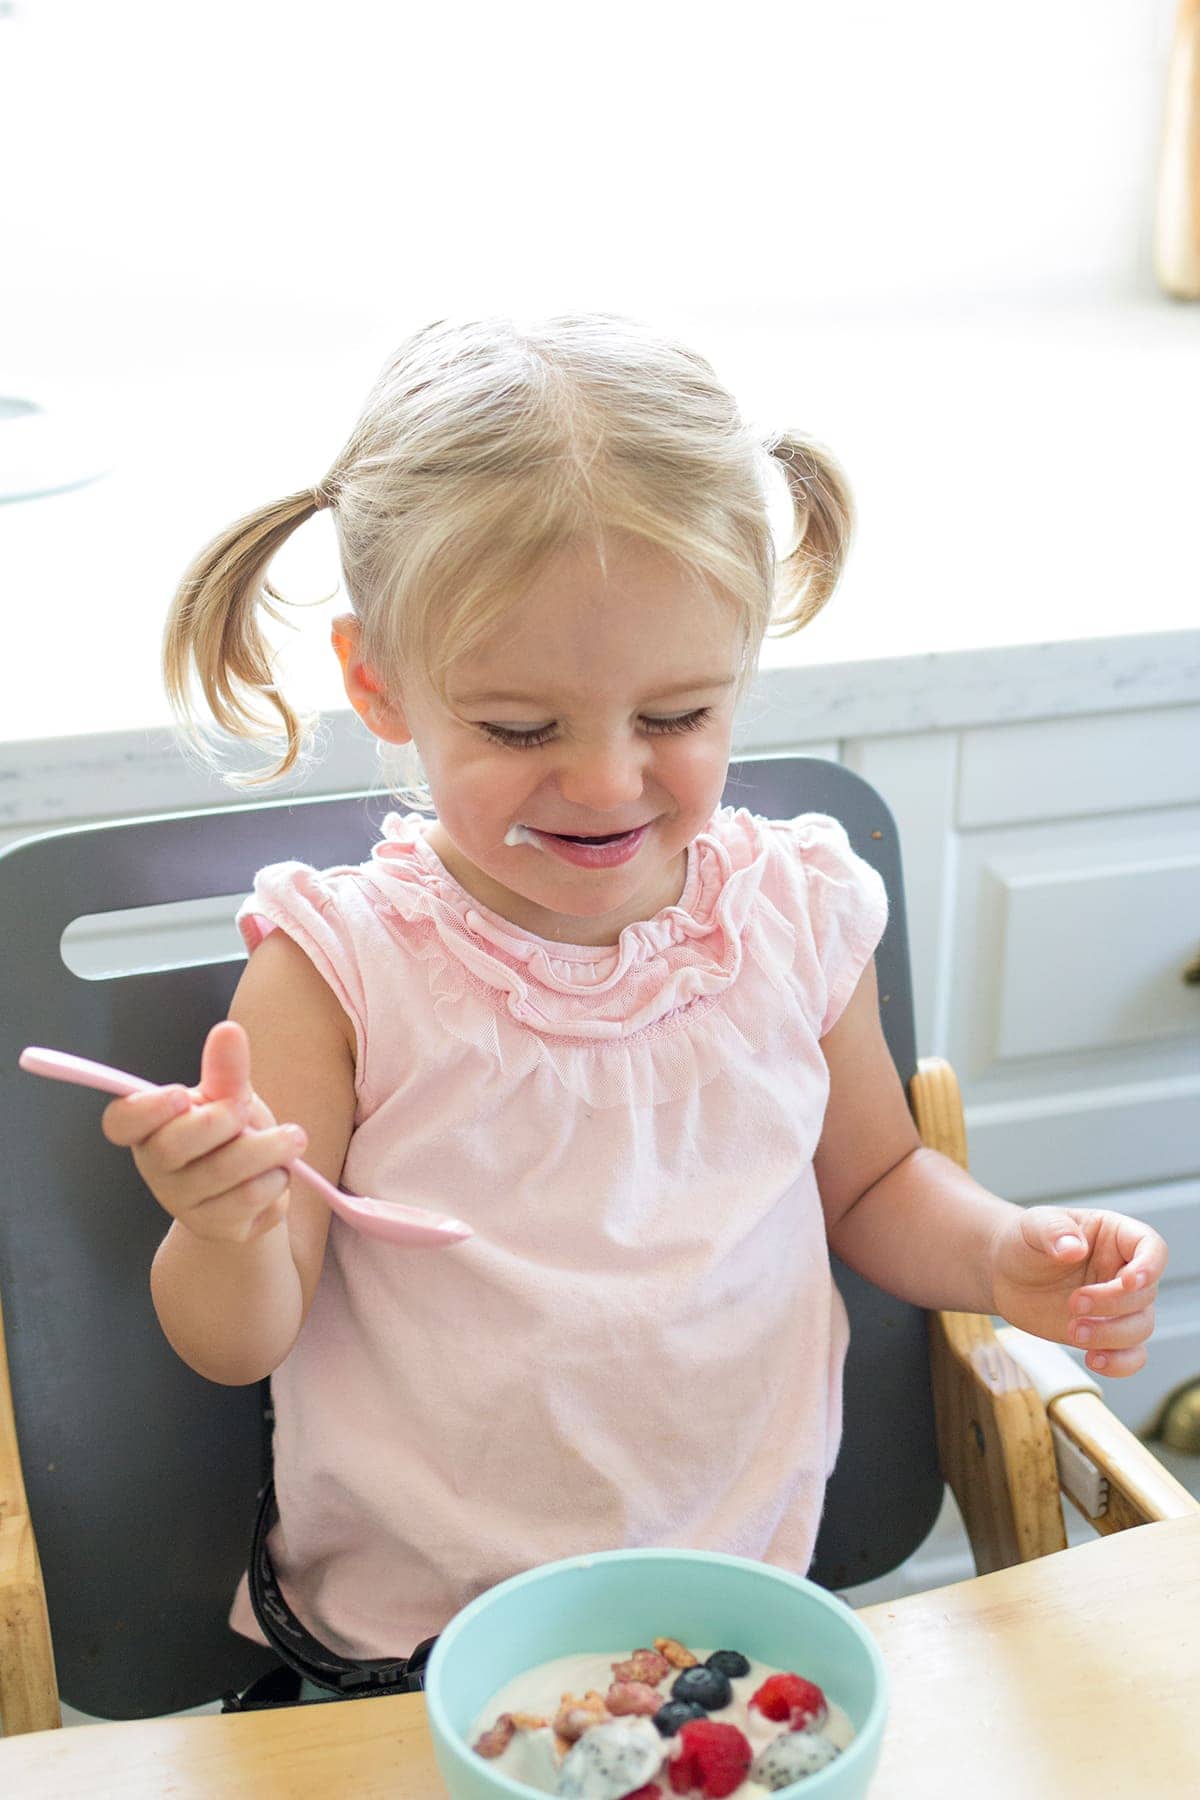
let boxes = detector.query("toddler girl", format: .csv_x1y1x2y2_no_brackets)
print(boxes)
101,315,1166,1678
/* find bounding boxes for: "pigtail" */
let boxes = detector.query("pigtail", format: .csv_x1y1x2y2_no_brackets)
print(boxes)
163,487,327,785
767,435,856,634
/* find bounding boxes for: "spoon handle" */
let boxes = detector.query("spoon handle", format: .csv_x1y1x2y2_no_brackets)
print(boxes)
19,1046,157,1098
17,1046,470,1241
18,1045,340,1197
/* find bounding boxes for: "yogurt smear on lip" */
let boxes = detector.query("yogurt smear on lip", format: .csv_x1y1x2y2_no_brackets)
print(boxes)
505,822,545,849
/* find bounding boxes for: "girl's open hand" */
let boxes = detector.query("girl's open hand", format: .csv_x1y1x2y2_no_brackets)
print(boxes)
988,1206,1168,1377
100,1019,307,1244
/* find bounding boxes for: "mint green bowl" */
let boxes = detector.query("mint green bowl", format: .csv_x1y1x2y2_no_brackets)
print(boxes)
424,1548,887,1799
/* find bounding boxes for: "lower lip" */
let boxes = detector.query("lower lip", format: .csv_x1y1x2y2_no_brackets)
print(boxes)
525,824,651,868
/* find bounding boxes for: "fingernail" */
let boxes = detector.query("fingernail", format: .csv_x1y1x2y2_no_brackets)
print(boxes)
1074,1325,1092,1345
1090,1354,1108,1371
1057,1236,1085,1254
287,1127,307,1150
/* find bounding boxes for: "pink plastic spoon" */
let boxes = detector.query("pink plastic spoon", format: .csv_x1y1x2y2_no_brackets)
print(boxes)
18,1046,473,1248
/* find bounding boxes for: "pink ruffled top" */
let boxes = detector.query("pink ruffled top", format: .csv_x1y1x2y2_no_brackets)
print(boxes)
228,806,887,1660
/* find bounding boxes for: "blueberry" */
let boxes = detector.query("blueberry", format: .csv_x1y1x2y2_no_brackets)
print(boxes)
670,1665,733,1711
653,1700,708,1737
705,1650,751,1680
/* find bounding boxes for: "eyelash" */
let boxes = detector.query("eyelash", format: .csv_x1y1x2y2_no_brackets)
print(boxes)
478,708,714,749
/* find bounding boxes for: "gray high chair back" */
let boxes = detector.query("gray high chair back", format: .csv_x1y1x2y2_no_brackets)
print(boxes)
0,756,939,1722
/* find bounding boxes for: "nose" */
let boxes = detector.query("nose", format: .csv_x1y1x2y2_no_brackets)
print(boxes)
554,735,647,816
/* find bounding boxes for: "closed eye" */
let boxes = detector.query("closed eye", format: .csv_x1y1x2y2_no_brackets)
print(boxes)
478,708,713,748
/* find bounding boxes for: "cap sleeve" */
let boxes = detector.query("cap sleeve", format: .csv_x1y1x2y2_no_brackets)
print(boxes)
235,862,369,1076
768,813,889,1037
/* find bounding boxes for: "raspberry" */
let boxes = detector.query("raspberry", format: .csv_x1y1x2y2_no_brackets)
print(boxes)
668,1720,753,1798
623,1788,663,1800
748,1672,827,1732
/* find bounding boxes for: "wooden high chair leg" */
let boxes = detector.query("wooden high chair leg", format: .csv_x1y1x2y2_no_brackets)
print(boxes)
0,1289,61,1735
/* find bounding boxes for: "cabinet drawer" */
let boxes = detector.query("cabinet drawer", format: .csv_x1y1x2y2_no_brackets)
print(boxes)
946,804,1200,1199
990,847,1198,1060
958,704,1200,827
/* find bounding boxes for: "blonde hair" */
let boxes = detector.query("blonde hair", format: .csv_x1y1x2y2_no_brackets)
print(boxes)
164,314,855,789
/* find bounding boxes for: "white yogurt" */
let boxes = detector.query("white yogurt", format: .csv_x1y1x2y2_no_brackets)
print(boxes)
504,823,546,849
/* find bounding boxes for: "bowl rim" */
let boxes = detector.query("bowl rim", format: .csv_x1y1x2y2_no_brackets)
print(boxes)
424,1546,888,1799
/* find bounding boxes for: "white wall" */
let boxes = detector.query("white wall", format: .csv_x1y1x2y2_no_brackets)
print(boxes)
0,0,1183,339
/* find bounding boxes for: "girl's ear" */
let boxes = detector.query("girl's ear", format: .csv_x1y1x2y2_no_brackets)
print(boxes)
331,615,412,744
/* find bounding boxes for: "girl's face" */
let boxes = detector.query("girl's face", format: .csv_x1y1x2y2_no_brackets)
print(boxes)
335,535,745,945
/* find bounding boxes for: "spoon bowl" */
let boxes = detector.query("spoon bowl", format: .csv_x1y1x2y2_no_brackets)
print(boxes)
18,1045,473,1249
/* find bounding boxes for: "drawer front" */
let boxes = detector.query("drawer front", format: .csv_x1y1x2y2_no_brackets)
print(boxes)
989,844,1199,1060
958,704,1200,827
946,804,1200,1200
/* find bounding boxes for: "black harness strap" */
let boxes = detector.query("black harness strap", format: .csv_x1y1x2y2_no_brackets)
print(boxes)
248,1479,436,1695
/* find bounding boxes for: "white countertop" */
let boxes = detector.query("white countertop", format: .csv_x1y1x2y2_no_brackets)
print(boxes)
3,296,1198,823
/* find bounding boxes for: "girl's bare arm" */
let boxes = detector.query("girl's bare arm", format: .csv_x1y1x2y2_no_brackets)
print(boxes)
814,958,1014,1315
105,930,358,1384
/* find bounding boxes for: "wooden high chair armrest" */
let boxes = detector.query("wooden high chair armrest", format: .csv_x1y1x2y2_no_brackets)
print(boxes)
0,1287,60,1735
996,1327,1200,1532
1048,1391,1200,1530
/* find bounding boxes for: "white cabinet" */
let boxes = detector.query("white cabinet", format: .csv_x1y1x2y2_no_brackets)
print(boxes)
845,702,1200,1439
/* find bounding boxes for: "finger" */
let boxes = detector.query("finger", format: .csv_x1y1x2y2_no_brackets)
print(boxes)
101,1085,192,1147
148,1098,258,1175
1116,1223,1169,1291
1070,1280,1158,1321
199,1018,254,1110
165,1122,306,1206
1072,1231,1165,1317
248,1191,291,1239
1070,1304,1155,1353
1073,1217,1169,1305
1021,1207,1090,1264
1082,1343,1148,1379
186,1167,294,1243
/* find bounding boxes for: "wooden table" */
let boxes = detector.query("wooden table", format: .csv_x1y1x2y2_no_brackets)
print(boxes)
3,1515,1198,1797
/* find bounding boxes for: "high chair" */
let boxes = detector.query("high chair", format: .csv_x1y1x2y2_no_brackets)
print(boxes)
0,756,1194,1735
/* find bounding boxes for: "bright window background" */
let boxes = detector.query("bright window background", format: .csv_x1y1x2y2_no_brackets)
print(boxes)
0,1,1190,741
4,1,1175,315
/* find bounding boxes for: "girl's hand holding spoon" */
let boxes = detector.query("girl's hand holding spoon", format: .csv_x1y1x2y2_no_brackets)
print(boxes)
19,1028,471,1248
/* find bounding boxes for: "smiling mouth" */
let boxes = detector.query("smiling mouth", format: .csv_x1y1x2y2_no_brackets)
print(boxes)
552,831,628,843
539,827,646,843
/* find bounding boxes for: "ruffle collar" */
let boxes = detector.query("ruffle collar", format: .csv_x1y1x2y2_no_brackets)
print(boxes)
360,809,779,1041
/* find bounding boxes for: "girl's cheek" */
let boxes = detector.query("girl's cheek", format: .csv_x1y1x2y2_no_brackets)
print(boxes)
661,734,731,800
444,754,535,824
